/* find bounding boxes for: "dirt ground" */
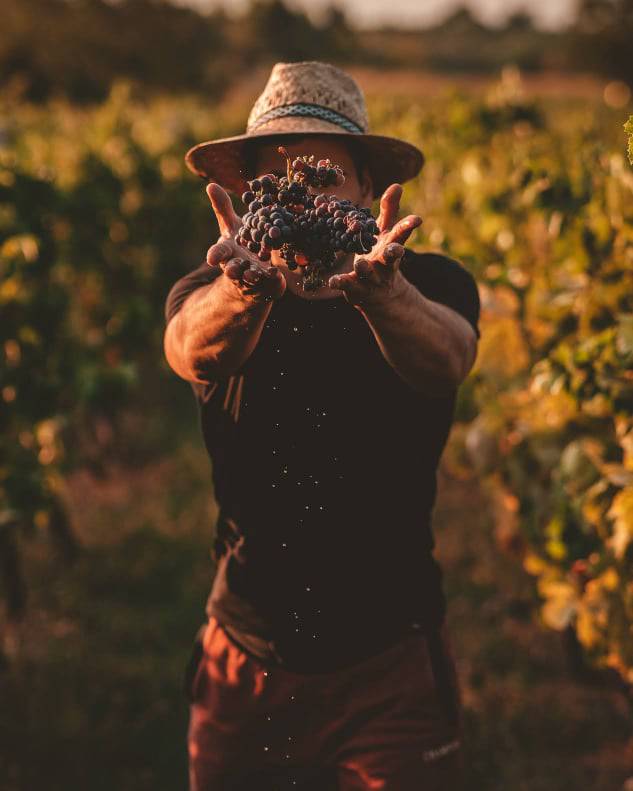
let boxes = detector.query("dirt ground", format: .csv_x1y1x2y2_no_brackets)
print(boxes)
1,441,632,790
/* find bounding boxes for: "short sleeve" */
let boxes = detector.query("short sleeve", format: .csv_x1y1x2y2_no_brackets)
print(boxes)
400,251,481,340
164,260,222,326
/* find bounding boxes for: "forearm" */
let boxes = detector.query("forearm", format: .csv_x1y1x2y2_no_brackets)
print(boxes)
359,271,474,397
168,274,272,383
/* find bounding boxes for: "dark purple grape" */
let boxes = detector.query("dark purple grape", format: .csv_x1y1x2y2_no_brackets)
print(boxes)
236,150,379,292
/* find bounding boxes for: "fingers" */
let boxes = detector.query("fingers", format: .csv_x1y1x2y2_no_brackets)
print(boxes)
207,239,236,267
329,265,381,292
354,257,382,286
206,182,242,238
376,184,403,234
384,215,422,247
382,243,405,267
354,258,375,281
328,272,356,291
224,258,250,281
360,242,405,273
223,257,286,302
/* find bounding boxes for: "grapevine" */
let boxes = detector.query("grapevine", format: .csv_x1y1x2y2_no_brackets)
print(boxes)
235,147,379,291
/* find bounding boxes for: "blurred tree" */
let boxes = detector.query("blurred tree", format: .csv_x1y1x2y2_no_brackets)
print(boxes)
321,5,361,62
238,0,354,64
506,12,535,32
0,0,228,102
571,0,633,86
435,6,489,36
3,0,630,102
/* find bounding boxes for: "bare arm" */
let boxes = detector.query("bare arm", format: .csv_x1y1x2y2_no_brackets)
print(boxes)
164,273,275,383
328,184,478,397
164,184,286,384
358,270,477,396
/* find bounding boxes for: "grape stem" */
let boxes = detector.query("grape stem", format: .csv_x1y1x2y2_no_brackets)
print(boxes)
277,146,293,183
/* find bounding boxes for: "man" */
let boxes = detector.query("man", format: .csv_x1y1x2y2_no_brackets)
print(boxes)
164,61,480,791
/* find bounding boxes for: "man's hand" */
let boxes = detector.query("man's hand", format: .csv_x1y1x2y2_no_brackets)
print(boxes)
327,184,422,308
206,183,286,303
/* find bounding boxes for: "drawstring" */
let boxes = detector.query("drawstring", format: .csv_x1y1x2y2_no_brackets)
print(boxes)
221,374,245,423
223,375,236,411
231,375,244,422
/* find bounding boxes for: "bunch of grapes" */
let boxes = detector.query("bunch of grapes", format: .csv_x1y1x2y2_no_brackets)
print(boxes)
234,147,380,291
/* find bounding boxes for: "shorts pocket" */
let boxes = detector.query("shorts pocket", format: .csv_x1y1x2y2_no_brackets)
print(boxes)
184,624,208,704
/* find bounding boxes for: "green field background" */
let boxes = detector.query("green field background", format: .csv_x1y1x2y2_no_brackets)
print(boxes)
1,72,633,789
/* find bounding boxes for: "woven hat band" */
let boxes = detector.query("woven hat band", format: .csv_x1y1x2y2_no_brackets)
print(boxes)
247,103,364,135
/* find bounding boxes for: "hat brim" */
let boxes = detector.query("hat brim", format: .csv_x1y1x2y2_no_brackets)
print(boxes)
184,125,424,201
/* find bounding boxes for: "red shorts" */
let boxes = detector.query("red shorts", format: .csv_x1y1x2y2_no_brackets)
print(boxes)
187,615,464,790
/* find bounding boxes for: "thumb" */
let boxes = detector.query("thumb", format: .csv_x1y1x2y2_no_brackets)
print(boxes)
206,182,241,238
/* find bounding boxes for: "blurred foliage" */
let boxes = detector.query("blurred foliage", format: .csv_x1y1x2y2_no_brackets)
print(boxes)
395,70,633,685
627,115,633,163
1,70,633,686
2,0,633,105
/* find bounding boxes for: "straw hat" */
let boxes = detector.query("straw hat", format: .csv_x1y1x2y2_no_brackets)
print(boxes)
185,61,424,199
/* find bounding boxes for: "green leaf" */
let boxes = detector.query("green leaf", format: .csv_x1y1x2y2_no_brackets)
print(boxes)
626,115,633,165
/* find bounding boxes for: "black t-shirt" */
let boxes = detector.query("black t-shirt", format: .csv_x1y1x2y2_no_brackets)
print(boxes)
165,250,480,673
